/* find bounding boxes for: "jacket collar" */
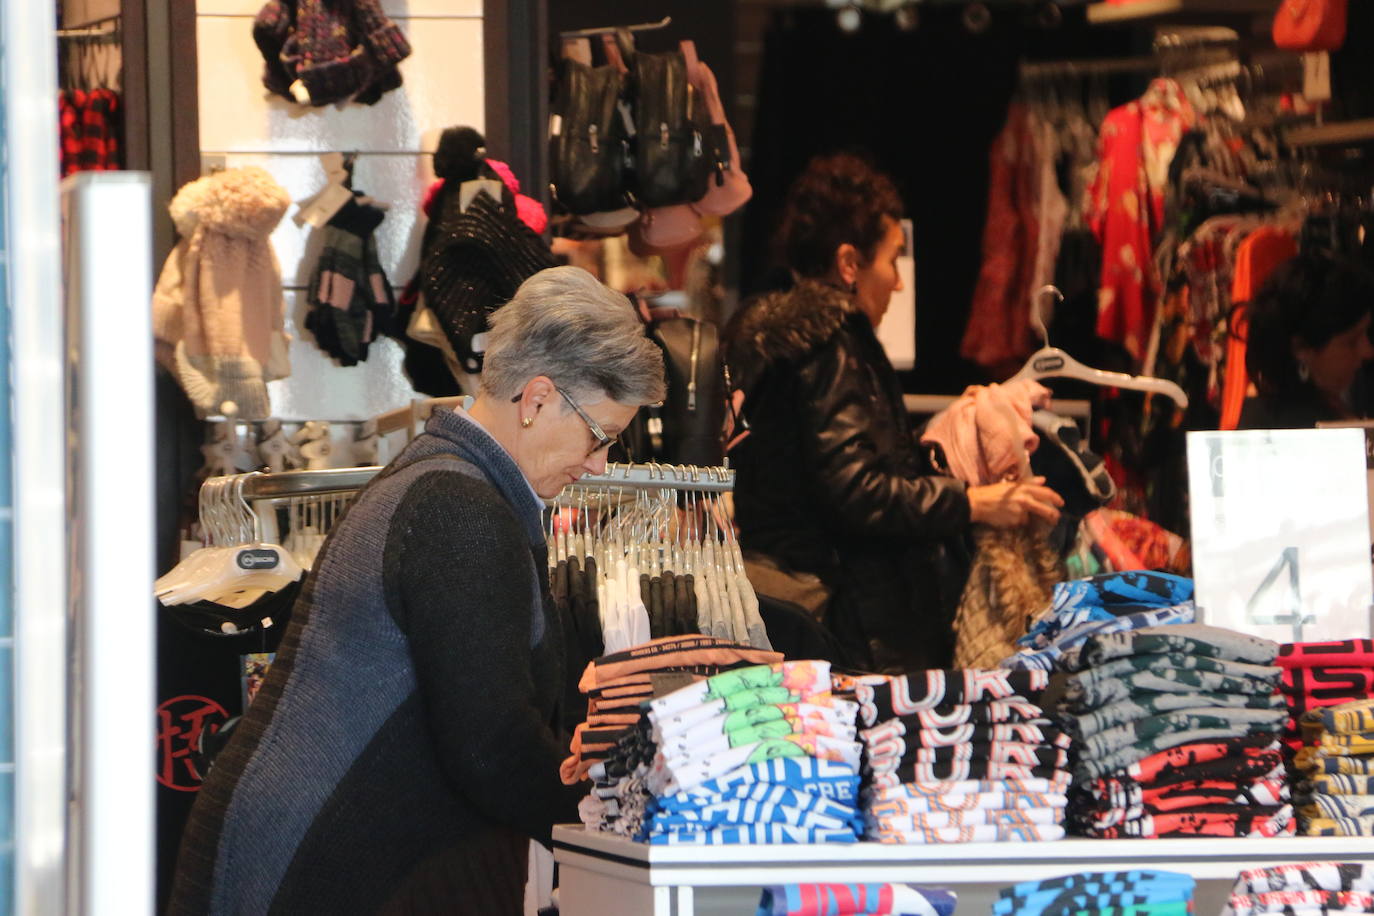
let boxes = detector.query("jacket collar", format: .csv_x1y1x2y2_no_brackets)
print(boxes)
726,279,860,391
420,407,546,542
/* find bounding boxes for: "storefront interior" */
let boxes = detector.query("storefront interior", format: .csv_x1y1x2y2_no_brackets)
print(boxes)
10,0,1374,912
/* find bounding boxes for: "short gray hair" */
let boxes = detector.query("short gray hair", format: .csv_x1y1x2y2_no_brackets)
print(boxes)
480,266,666,405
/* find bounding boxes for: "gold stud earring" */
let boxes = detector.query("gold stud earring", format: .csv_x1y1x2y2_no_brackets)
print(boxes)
521,417,534,428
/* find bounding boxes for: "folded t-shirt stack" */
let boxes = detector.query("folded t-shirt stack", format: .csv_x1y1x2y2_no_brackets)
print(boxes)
1060,623,1292,838
1294,697,1374,837
560,634,783,784
995,870,1195,916
1277,639,1374,754
1003,571,1196,672
1223,861,1374,916
756,883,957,916
579,661,866,845
851,668,1070,843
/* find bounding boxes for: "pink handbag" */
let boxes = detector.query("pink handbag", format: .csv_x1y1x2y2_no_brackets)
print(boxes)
681,41,752,217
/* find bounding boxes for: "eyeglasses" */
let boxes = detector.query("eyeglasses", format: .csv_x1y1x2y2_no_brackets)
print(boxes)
511,386,622,459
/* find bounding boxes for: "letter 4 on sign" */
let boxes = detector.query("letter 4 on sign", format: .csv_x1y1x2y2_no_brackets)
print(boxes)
1187,429,1374,642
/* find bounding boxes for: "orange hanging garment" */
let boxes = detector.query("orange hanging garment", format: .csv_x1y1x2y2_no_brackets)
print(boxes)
1220,227,1298,430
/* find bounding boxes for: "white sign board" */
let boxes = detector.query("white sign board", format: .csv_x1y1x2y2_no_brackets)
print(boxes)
876,219,916,370
1187,429,1373,642
1316,420,1374,553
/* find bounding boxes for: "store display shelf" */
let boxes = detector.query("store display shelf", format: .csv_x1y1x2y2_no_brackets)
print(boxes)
553,825,1374,886
1087,0,1279,24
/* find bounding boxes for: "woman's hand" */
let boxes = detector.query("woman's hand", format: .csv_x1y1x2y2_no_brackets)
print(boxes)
967,476,1064,528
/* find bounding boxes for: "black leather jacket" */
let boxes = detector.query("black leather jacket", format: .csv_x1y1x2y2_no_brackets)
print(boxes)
725,280,970,673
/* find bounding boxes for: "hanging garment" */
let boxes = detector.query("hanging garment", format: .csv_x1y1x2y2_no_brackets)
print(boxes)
59,88,122,177
151,167,291,419
920,379,1051,486
304,195,395,366
1219,226,1298,430
1088,79,1196,361
961,105,1057,377
251,0,411,107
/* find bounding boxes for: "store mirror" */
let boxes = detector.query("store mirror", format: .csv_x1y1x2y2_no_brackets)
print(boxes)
1187,429,1374,643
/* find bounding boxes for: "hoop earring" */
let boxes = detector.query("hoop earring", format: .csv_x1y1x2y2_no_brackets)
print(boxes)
1297,361,1310,383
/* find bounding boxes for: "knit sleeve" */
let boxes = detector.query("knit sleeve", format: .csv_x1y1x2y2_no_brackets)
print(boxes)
386,471,584,843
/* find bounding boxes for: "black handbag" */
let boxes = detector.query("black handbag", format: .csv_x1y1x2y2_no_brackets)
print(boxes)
549,58,631,215
644,316,726,467
631,50,712,209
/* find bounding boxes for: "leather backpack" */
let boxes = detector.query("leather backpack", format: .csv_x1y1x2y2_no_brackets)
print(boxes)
630,50,713,209
626,316,727,467
1273,0,1347,51
549,58,631,215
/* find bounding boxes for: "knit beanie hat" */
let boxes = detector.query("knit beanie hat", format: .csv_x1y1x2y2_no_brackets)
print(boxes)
485,157,549,235
286,0,373,106
352,0,411,68
252,1,294,96
253,0,411,107
421,192,557,374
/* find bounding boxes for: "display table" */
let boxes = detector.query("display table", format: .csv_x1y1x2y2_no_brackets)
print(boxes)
552,826,1374,916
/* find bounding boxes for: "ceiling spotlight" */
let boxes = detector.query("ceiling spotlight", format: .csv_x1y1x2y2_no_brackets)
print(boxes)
962,1,991,33
836,5,862,33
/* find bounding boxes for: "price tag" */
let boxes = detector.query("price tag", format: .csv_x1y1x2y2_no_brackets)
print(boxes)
1304,51,1332,103
459,178,504,213
296,183,353,228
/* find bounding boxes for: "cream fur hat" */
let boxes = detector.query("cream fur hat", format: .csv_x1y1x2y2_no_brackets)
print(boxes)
152,166,291,418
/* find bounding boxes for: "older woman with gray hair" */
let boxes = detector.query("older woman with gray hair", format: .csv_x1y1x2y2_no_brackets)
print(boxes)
170,266,666,916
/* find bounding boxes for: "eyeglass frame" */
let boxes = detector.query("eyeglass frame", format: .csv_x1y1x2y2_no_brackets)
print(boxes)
510,385,618,458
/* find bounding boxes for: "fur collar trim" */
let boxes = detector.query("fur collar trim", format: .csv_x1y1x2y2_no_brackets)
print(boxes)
169,166,290,240
728,280,857,378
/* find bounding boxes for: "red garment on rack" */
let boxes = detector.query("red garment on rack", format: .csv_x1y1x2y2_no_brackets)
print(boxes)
961,104,1041,377
1220,227,1298,430
58,88,122,178
1088,80,1196,362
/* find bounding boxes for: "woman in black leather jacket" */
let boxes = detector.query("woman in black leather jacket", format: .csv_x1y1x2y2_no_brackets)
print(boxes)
725,154,1061,673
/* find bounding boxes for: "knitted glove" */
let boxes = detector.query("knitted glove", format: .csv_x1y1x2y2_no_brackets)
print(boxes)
305,197,393,365
306,225,370,365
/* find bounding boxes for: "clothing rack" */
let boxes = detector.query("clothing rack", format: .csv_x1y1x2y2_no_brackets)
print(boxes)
220,461,737,502
1019,56,1158,79
573,462,735,494
559,16,671,39
56,12,120,38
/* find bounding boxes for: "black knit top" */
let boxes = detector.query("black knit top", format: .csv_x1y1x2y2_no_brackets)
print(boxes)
168,408,584,915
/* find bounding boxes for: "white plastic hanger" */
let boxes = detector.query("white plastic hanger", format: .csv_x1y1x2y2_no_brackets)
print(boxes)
156,474,305,607
1010,285,1189,409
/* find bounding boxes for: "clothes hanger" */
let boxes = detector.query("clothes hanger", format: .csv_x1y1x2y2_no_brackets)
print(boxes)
158,475,304,607
1010,285,1190,409
157,475,306,607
